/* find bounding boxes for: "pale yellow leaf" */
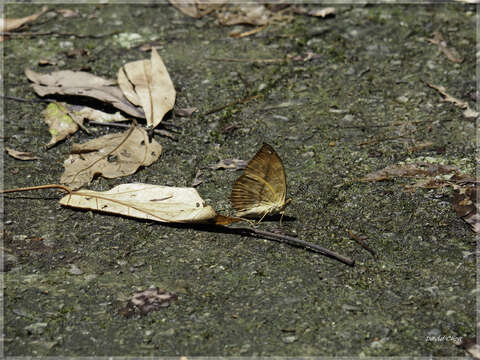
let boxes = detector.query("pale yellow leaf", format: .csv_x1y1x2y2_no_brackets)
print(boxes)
59,183,217,223
117,48,175,128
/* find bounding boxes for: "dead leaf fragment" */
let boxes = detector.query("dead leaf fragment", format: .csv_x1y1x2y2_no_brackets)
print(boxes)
209,159,247,170
5,147,39,161
1,6,48,40
56,9,78,18
25,69,145,118
453,184,479,232
60,126,162,189
118,48,175,129
59,183,217,223
119,287,177,317
426,82,478,119
42,102,80,147
308,7,336,18
216,5,271,26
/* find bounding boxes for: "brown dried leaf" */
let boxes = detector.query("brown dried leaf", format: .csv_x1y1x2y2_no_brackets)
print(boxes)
117,48,175,128
452,184,479,232
119,287,177,317
168,0,224,18
5,147,39,161
209,159,247,170
59,183,217,223
60,125,162,189
1,6,48,33
25,69,145,118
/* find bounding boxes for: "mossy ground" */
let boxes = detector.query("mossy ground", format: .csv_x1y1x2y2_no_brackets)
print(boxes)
2,3,476,356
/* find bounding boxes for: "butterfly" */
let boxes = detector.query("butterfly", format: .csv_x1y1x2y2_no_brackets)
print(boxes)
230,143,291,223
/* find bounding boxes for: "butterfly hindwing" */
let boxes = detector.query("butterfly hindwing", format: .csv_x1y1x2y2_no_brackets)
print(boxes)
230,143,287,217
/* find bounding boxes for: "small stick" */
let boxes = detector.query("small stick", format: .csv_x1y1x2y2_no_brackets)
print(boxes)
1,184,71,195
87,121,176,140
203,94,263,116
205,57,285,64
236,226,354,266
347,230,376,258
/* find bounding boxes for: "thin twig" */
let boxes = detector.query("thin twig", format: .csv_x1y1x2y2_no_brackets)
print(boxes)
87,121,176,140
203,94,263,116
3,95,52,103
205,57,286,64
347,230,376,258
235,226,354,266
1,30,119,39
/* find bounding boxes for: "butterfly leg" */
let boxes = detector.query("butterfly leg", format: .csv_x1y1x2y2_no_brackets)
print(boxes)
257,210,270,224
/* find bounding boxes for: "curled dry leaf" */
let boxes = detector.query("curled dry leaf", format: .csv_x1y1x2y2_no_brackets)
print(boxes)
119,287,177,317
60,125,162,189
25,68,145,118
307,7,336,18
168,0,224,19
59,183,217,223
0,6,48,38
117,48,175,129
5,147,39,161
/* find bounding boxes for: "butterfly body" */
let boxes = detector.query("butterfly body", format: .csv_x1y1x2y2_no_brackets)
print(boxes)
231,143,290,221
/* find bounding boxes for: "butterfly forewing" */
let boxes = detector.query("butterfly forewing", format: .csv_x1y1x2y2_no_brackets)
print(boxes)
230,143,287,217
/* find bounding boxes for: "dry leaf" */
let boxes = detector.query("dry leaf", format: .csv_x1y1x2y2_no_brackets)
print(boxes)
0,6,48,41
168,0,224,18
426,82,479,119
117,48,175,129
5,147,39,161
42,102,81,147
59,183,217,223
25,69,145,118
452,184,479,232
56,9,78,18
308,7,336,17
209,159,247,170
119,287,177,317
69,105,130,123
60,126,162,189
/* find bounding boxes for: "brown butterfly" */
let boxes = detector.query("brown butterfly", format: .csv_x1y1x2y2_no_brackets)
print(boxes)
231,143,291,223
